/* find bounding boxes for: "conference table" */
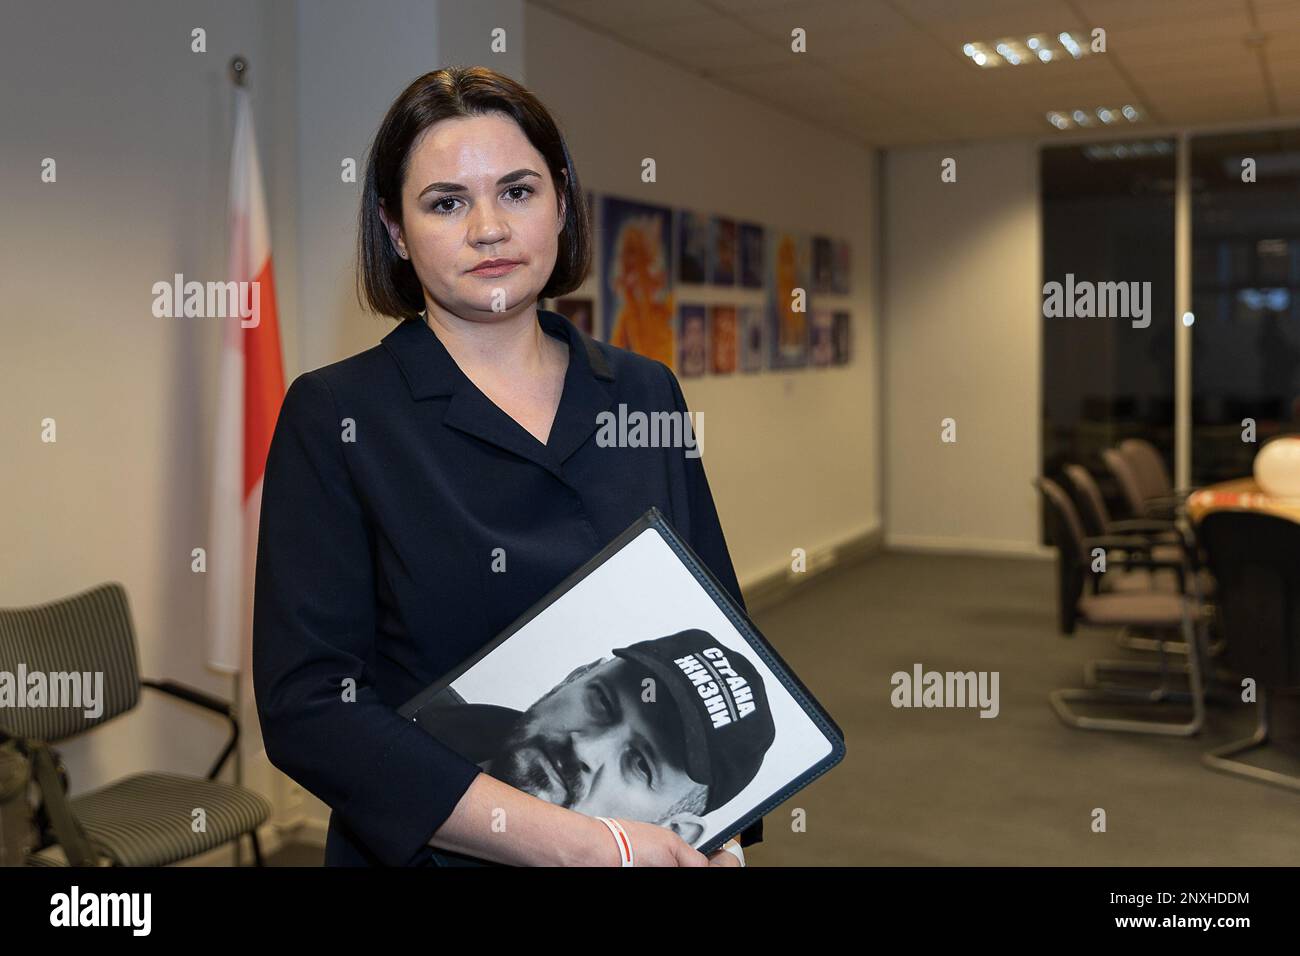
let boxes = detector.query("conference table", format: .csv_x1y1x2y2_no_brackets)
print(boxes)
1186,477,1300,525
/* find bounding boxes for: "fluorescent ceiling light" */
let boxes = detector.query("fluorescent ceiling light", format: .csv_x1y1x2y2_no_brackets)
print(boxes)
1047,106,1146,131
965,31,1090,67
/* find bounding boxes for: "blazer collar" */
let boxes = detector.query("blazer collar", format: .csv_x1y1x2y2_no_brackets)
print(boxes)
382,308,616,474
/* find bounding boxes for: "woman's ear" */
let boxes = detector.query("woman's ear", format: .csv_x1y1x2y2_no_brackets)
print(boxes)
378,198,409,260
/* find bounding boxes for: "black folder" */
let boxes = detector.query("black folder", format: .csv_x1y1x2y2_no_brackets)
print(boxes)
400,506,845,857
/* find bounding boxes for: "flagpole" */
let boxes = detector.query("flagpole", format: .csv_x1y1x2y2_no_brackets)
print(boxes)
228,53,247,868
227,51,247,793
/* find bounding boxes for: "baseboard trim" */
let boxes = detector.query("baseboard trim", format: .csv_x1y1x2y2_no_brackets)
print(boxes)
885,533,1053,560
741,524,885,614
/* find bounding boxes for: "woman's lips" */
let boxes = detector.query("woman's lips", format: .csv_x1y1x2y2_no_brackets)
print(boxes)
469,261,521,277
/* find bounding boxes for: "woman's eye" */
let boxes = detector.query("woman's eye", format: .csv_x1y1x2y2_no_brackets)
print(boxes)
430,186,532,215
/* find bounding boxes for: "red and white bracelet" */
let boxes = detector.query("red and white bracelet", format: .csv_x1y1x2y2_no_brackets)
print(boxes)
595,816,634,867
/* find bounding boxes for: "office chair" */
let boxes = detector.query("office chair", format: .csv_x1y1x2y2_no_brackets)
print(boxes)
1102,447,1175,521
1061,462,1221,665
1035,476,1209,735
1061,463,1185,584
1197,510,1300,791
0,582,272,866
1112,439,1200,519
1120,437,1204,499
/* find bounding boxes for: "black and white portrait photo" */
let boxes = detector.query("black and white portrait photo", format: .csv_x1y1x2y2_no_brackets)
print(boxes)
404,514,842,850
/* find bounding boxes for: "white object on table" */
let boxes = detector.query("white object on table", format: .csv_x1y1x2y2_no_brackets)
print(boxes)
1254,436,1300,498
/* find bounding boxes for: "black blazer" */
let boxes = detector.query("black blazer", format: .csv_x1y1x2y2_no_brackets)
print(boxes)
252,308,762,866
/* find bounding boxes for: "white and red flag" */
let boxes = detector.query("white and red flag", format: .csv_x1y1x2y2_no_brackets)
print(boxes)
206,84,285,675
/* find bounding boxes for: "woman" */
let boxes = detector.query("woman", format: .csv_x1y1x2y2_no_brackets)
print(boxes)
252,66,761,867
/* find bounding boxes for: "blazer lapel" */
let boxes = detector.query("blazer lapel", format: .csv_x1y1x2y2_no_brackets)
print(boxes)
542,310,616,466
382,310,616,480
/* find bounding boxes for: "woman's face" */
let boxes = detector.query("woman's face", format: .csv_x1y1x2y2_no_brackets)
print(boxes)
381,111,566,319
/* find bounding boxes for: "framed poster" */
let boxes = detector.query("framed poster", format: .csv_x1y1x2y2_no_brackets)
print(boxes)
812,236,835,294
831,310,852,365
602,196,675,367
739,222,764,289
400,508,846,856
710,304,738,375
554,296,595,338
767,227,810,369
679,303,707,377
711,217,737,286
739,304,765,373
811,308,834,367
677,209,710,284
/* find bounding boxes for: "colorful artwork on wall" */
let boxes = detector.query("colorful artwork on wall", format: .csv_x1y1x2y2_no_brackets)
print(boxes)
678,303,707,378
767,228,810,369
739,222,764,289
740,305,765,373
602,196,676,368
711,218,737,286
710,305,738,374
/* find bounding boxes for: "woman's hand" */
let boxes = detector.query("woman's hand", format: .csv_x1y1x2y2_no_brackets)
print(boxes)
587,816,709,867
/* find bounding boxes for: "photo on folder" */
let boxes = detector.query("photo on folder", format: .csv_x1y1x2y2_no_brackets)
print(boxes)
400,509,844,854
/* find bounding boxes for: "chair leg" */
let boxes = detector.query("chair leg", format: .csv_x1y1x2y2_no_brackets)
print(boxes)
1202,691,1300,792
1116,623,1225,658
1084,658,1240,704
1085,657,1193,699
1049,604,1207,736
1116,625,1186,656
248,829,265,867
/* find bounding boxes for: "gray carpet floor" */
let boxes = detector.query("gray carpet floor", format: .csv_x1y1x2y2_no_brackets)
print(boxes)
742,550,1300,866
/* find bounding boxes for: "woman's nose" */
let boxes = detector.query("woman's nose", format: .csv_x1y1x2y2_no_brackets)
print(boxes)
467,200,509,244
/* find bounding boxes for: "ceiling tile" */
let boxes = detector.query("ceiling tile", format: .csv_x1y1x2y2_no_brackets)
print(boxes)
1254,0,1300,31
602,13,761,50
1071,0,1250,28
537,0,714,26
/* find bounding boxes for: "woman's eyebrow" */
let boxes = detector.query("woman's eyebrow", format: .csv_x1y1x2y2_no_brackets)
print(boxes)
418,168,542,198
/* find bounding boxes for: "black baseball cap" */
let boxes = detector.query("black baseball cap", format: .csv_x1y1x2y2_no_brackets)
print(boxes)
612,629,775,814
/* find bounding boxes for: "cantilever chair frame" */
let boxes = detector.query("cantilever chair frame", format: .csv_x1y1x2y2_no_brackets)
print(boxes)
1035,476,1210,736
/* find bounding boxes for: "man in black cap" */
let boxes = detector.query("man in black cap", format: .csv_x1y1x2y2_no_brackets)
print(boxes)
414,628,775,845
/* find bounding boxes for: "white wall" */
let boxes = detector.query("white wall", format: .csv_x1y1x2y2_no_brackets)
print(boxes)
0,0,295,818
882,141,1044,555
526,5,880,585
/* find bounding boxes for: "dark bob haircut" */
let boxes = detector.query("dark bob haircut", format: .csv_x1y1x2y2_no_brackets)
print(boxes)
356,65,592,321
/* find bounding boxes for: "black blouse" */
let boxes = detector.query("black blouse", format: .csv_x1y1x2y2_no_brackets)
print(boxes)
252,308,762,866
